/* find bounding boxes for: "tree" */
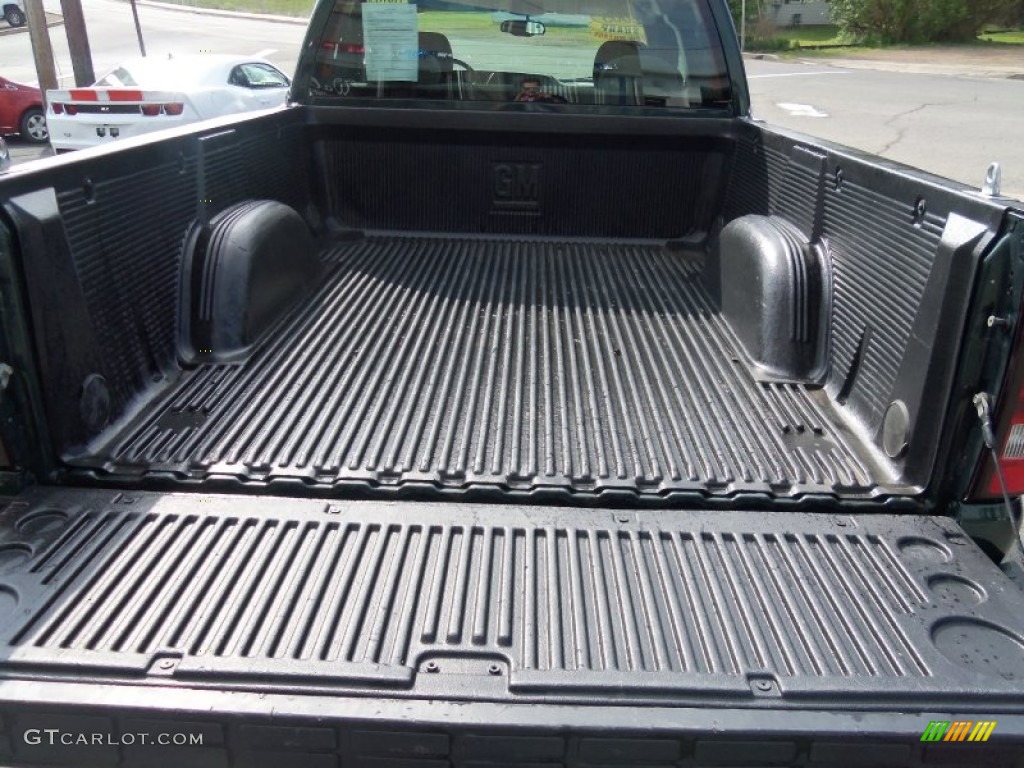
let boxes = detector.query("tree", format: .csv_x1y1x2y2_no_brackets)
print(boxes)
726,0,768,31
994,0,1024,25
830,0,1019,44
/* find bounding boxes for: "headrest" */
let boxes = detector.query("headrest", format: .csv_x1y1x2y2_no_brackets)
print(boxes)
419,31,453,74
593,40,643,80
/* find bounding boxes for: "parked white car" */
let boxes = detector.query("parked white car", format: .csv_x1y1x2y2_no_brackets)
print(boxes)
46,54,291,152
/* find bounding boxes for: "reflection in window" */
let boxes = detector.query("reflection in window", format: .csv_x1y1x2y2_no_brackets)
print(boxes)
305,0,732,112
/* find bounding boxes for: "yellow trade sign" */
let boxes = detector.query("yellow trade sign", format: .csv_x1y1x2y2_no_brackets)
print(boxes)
589,16,646,43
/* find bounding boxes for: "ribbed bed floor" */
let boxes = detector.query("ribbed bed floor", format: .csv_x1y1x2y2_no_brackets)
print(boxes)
75,236,883,498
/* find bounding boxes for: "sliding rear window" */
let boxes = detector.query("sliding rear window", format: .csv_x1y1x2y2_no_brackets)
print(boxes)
307,0,732,111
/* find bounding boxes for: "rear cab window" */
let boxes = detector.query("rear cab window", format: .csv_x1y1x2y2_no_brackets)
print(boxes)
305,0,733,111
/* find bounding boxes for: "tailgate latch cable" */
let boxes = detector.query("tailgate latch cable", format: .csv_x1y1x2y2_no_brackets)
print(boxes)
974,391,1023,557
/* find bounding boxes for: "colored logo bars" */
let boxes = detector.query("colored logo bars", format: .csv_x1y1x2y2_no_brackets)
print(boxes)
921,721,997,742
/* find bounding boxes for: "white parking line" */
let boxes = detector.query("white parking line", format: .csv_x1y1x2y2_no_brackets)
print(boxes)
776,102,830,117
252,48,278,59
749,71,851,79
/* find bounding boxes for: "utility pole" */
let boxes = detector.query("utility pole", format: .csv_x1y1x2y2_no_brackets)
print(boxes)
130,0,147,56
741,0,747,51
23,0,58,94
60,0,95,86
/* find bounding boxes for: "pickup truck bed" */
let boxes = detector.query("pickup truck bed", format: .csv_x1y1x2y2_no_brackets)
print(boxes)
3,99,1024,764
7,109,986,511
71,234,882,499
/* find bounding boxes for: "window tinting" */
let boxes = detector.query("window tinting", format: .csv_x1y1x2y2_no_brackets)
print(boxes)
307,0,731,110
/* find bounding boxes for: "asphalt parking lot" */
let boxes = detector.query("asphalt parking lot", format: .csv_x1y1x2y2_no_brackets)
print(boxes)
6,136,53,165
2,2,1023,201
745,55,1024,200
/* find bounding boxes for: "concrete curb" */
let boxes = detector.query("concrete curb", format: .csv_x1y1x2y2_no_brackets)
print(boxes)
743,45,1023,80
131,0,308,25
0,11,64,37
800,56,1024,80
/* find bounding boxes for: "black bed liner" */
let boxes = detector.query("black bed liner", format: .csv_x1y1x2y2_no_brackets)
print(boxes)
3,487,1024,707
1,488,1024,768
67,235,897,501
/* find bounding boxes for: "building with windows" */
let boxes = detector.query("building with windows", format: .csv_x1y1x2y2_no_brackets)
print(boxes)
768,1,832,27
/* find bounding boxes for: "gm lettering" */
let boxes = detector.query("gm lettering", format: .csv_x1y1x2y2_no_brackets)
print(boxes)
493,163,540,210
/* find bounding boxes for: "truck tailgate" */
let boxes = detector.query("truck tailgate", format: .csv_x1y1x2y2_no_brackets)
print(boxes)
1,488,1023,766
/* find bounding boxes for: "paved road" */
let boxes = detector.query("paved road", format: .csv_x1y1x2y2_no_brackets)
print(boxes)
1,0,305,83
745,56,1024,200
2,3,1023,202
1,0,305,164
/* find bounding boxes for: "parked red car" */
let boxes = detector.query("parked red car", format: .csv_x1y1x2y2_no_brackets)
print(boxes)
0,75,47,143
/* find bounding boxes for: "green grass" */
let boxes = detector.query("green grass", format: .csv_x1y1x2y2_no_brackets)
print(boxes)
155,0,1024,52
156,2,595,44
155,0,312,17
779,24,845,46
418,11,495,33
745,23,1024,53
978,30,1024,44
745,24,849,53
419,11,595,44
761,24,1024,52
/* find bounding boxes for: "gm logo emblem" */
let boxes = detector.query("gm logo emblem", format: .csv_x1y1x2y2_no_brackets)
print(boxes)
492,163,541,213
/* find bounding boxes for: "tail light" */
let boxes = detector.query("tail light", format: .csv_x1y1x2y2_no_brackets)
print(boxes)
992,388,1024,496
970,221,1024,501
140,103,184,116
972,345,1024,499
64,104,78,115
51,103,64,114
342,44,364,54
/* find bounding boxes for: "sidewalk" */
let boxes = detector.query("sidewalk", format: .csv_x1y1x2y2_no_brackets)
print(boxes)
128,1,1024,81
128,2,1024,81
0,11,64,37
132,0,307,25
797,46,1024,79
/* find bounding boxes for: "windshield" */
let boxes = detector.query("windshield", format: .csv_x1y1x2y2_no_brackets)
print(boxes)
307,0,732,110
